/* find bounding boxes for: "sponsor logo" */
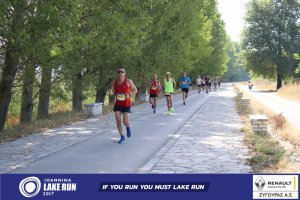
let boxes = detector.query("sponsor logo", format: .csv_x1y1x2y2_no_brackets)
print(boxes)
255,176,266,190
253,175,298,199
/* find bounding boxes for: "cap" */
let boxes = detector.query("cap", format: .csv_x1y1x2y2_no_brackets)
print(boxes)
166,72,171,75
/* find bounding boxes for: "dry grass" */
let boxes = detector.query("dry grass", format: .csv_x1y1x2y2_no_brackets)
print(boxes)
278,83,300,103
271,113,287,130
252,79,277,91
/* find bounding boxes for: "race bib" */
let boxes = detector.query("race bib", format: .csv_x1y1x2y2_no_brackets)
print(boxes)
151,86,157,90
183,81,188,84
117,93,126,101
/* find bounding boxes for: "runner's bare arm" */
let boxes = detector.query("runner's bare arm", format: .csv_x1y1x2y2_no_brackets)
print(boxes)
172,78,176,90
158,81,162,90
109,81,115,96
127,79,138,96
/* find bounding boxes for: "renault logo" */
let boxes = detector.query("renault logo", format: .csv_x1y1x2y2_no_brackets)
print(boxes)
255,176,266,190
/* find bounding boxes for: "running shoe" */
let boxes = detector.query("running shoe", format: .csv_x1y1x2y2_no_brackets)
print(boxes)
151,104,154,109
126,127,131,138
153,109,156,114
183,102,185,105
118,135,126,143
170,107,175,112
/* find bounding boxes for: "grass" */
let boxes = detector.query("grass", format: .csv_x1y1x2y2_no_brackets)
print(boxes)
278,83,300,103
249,79,277,91
239,111,285,173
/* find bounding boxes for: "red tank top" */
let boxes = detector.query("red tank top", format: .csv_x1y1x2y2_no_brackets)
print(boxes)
114,78,131,107
150,80,159,94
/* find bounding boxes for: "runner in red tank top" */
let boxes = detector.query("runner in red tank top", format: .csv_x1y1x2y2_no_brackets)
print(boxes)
109,67,137,144
148,74,161,114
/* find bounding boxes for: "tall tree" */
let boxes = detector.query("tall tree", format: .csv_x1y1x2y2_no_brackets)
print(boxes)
0,0,27,131
242,0,300,90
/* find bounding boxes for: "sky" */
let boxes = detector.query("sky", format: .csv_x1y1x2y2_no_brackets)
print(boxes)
217,0,250,42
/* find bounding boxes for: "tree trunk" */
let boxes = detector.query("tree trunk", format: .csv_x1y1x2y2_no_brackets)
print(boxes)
0,1,26,131
37,66,52,119
95,78,113,103
0,45,19,131
72,73,83,111
20,63,36,124
276,72,282,91
95,85,107,103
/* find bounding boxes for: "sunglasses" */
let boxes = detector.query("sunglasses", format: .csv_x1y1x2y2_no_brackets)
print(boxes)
118,71,125,74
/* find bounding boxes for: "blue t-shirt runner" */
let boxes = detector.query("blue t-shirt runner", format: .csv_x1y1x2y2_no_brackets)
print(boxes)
180,76,191,89
180,73,191,105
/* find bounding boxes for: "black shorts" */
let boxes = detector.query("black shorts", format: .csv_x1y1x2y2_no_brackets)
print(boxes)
114,105,131,113
165,92,174,97
197,85,201,87
150,94,158,98
182,88,189,93
201,84,206,87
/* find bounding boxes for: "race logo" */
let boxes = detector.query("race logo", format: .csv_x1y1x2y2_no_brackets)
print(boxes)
19,177,41,198
255,176,266,190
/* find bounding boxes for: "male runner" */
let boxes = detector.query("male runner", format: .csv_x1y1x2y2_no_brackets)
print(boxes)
196,76,202,94
163,72,176,114
213,77,218,92
180,71,191,105
201,79,206,92
149,73,161,114
205,76,210,93
109,67,138,144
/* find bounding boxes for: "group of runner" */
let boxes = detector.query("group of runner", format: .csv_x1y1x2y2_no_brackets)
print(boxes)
109,67,221,144
196,76,222,93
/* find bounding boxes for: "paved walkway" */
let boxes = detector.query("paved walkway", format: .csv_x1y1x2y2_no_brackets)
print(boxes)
139,85,251,173
0,84,251,174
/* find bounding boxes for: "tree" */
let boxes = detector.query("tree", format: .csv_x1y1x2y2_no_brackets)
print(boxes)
224,42,250,82
0,0,27,130
242,0,300,90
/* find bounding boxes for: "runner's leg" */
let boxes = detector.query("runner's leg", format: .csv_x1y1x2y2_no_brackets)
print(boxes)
154,97,157,111
115,111,123,136
123,112,131,137
166,96,170,111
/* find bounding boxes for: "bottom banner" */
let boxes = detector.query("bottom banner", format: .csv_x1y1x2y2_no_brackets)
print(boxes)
0,174,298,200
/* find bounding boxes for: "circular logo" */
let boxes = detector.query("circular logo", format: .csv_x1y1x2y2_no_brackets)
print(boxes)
19,177,41,198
